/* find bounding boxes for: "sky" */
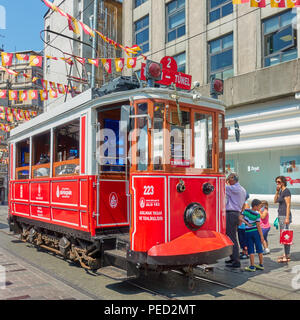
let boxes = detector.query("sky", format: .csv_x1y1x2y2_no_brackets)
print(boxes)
0,0,47,53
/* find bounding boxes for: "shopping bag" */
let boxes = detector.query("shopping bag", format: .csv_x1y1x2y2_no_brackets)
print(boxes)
280,229,293,245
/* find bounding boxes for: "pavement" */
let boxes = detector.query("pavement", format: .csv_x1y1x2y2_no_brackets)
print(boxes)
0,206,93,300
1,205,300,300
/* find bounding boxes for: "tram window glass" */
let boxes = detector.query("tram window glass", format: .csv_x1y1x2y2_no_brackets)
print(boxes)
98,107,128,174
137,103,148,171
153,104,164,170
170,111,191,165
54,119,80,177
219,114,225,173
32,131,51,178
16,139,30,180
194,113,213,169
101,118,126,172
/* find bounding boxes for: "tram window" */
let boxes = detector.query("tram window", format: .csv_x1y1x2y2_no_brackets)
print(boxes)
16,139,30,180
219,114,225,173
170,111,191,165
153,104,164,170
32,131,51,178
137,103,148,171
194,113,213,169
98,107,127,174
101,118,126,172
53,120,80,176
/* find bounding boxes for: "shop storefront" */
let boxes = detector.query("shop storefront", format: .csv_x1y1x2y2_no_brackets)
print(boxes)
225,97,300,209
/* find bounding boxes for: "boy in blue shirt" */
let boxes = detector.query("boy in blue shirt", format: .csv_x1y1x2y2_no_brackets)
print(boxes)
242,199,265,272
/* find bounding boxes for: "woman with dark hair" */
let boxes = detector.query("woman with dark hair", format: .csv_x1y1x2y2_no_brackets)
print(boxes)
274,176,292,263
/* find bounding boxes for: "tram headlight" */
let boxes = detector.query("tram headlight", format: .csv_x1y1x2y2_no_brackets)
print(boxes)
184,203,206,231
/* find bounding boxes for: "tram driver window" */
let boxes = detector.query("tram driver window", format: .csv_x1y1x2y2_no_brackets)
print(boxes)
170,111,191,166
153,104,164,171
194,113,213,169
137,103,148,171
16,139,30,180
53,120,80,176
32,131,51,178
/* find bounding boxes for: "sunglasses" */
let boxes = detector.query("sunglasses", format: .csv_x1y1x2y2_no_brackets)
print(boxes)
276,181,282,184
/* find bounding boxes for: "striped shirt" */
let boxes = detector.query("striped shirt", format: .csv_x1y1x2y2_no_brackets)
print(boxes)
242,209,260,232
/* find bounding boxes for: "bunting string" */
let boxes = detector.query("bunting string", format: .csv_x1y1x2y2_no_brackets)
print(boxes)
43,0,141,56
0,106,38,132
1,51,139,81
232,0,300,8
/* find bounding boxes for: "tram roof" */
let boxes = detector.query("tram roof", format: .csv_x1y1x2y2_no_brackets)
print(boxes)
8,86,226,141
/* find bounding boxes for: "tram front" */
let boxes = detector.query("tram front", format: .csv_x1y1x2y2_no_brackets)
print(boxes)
127,88,233,269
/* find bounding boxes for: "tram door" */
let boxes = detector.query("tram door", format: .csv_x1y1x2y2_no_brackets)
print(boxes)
95,106,131,229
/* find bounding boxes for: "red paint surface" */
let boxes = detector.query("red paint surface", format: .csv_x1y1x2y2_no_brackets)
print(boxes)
10,176,95,234
131,176,166,252
130,174,227,253
148,230,233,257
98,180,129,227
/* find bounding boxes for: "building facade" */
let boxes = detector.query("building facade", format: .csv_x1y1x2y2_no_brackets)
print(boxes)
122,0,300,208
0,49,43,204
43,0,122,109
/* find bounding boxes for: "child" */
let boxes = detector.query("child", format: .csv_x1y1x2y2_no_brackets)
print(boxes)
260,200,270,255
238,194,250,259
242,199,265,272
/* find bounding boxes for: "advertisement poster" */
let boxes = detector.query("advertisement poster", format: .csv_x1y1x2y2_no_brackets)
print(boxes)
280,156,300,189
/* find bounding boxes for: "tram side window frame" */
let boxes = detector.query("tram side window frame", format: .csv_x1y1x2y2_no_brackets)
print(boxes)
193,111,214,170
136,102,149,172
218,113,226,174
31,130,51,179
53,119,80,177
15,138,30,180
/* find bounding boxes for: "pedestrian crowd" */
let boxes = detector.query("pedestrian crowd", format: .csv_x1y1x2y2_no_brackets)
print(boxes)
225,173,292,272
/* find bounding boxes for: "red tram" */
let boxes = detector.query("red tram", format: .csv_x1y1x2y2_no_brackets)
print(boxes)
8,77,232,279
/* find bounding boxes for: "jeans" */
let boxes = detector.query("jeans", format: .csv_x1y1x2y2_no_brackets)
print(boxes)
226,210,240,264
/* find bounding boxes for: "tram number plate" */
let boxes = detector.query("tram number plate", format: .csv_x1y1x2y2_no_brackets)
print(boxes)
143,185,154,195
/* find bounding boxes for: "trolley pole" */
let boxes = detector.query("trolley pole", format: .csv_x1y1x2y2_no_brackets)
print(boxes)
91,0,99,89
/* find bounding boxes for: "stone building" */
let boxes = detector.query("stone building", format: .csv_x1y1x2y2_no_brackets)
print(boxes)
0,49,43,204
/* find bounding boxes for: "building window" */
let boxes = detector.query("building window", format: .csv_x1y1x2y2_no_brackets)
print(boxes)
135,15,149,54
173,52,186,73
263,10,297,67
208,0,233,24
208,33,233,81
166,0,185,43
135,0,148,8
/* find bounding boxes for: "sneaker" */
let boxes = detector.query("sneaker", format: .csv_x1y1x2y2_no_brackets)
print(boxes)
225,259,234,264
245,265,256,272
229,262,241,268
240,254,249,259
254,264,264,270
263,248,270,255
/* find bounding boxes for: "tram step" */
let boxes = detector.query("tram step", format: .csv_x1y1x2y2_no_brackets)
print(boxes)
103,249,127,270
97,266,137,281
116,238,129,251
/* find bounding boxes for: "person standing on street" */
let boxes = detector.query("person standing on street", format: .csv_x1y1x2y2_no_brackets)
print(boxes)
274,176,292,263
225,173,247,268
